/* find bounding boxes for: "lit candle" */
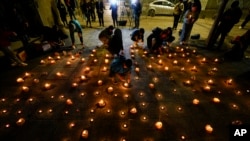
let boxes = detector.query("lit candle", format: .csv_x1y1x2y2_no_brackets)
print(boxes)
164,66,169,71
44,83,51,89
207,79,214,85
135,67,140,73
226,79,233,85
214,58,219,63
192,99,200,105
201,57,206,63
93,59,98,63
158,59,163,65
123,123,128,128
66,99,73,105
17,78,24,83
50,60,56,64
98,99,106,107
16,118,25,126
24,72,31,77
81,130,89,139
155,121,163,129
48,56,53,60
97,80,103,86
80,75,87,81
173,60,178,65
56,56,61,60
92,49,96,53
205,124,213,133
85,67,90,72
104,59,109,64
203,85,211,92
212,97,220,103
81,58,85,62
123,82,129,88
72,82,78,88
184,80,191,86
130,107,137,114
147,64,152,69
186,59,190,63
121,111,125,115
40,60,45,64
22,86,29,92
149,83,155,89
168,54,172,58
107,86,114,93
66,61,71,65
102,66,107,72
71,55,75,60
191,66,197,72
56,72,62,77
33,78,39,83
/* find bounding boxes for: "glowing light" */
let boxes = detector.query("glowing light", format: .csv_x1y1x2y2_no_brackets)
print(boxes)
155,121,163,129
192,99,200,105
98,99,106,107
107,86,114,93
130,107,137,114
16,118,25,126
97,80,103,86
22,86,29,92
44,83,51,89
16,78,24,83
205,124,213,133
66,99,73,105
81,130,89,139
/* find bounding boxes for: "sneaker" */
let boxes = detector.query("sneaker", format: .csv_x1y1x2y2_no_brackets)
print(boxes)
239,26,242,29
11,62,18,67
18,62,28,67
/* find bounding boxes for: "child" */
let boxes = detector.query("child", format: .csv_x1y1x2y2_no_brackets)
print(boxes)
109,55,132,84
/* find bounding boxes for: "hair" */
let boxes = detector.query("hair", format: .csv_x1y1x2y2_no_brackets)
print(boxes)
124,59,132,68
231,1,239,8
139,28,145,34
108,25,114,30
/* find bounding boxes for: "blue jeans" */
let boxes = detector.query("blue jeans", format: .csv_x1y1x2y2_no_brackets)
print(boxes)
180,23,194,42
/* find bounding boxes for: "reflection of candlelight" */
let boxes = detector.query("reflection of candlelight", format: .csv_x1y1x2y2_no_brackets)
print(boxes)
22,86,29,92
205,124,213,133
17,78,24,83
155,121,163,129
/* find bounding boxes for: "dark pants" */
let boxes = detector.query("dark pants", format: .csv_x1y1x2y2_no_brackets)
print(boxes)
173,14,181,29
134,14,140,28
112,13,118,27
97,12,104,26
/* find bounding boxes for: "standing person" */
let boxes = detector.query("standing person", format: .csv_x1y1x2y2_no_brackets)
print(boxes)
239,8,250,29
9,7,30,50
109,55,132,84
109,28,124,56
173,0,184,30
96,0,105,27
85,1,93,27
110,0,118,27
212,1,242,50
64,0,77,20
0,26,28,67
90,0,96,21
130,28,145,47
57,0,68,26
179,4,200,45
131,0,142,29
68,20,84,48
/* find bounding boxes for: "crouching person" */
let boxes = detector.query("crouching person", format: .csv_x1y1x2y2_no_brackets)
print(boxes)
109,55,132,85
131,28,145,48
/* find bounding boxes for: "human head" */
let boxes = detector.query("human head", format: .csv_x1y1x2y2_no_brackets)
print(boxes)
99,30,110,45
231,1,239,8
139,28,145,35
124,59,132,68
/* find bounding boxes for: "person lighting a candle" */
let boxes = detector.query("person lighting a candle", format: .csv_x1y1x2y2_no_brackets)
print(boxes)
109,55,132,85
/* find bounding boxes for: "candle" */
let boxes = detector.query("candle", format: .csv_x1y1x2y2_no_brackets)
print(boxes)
66,61,71,65
107,86,114,93
203,85,211,92
40,60,45,64
56,56,61,60
186,59,190,63
191,66,197,72
66,99,73,105
213,97,220,103
24,72,31,77
16,118,25,126
80,75,87,81
123,82,129,88
104,59,109,64
130,107,137,114
201,57,206,63
192,99,200,105
71,55,75,60
214,58,219,63
168,54,172,58
56,72,62,77
85,67,90,72
226,79,233,85
78,58,84,63
93,59,98,63
207,79,214,85
50,60,56,64
17,78,24,83
155,121,163,129
92,49,96,53
123,123,128,128
173,60,178,65
33,78,39,83
135,67,140,73
205,124,213,133
147,64,152,69
22,86,29,92
121,111,125,115
48,56,53,60
102,66,107,72
72,82,78,88
149,83,155,89
158,59,163,65
98,99,106,107
97,80,103,86
44,83,51,89
164,66,169,71
81,130,89,139
184,80,191,86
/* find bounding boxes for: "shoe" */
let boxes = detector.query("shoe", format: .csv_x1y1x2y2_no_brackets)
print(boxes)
18,62,28,67
239,26,242,29
11,62,18,67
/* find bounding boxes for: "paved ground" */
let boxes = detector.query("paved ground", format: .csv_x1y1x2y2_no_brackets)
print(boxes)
0,11,250,141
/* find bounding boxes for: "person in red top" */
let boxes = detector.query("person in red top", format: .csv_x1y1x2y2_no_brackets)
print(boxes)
0,27,28,67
